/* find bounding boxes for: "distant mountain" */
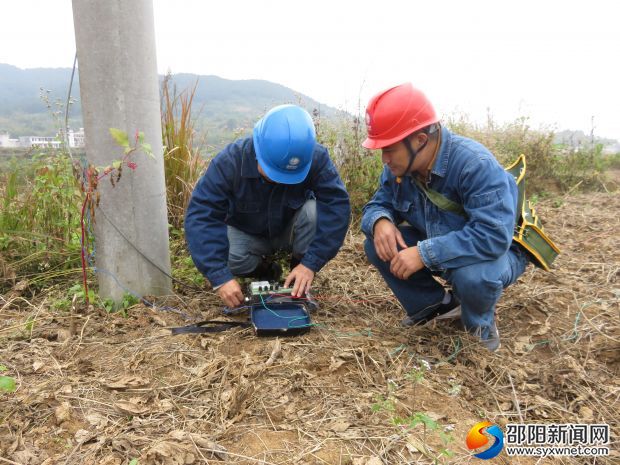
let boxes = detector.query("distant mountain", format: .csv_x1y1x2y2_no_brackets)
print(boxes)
0,64,343,148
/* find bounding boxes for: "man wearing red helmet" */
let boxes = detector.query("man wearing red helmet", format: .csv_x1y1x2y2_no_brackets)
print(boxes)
361,83,530,351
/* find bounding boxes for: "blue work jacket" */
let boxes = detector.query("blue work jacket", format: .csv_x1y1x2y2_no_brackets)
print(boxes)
185,137,351,287
361,127,518,272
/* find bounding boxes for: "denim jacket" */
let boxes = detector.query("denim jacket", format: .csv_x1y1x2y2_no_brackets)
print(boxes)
185,137,351,287
361,127,518,272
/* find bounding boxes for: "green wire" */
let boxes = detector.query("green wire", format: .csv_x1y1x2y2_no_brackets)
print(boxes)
258,293,311,328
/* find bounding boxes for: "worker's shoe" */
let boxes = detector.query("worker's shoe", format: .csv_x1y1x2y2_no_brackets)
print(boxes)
469,321,501,352
242,258,282,282
289,254,303,271
260,261,283,282
401,291,461,327
479,321,501,352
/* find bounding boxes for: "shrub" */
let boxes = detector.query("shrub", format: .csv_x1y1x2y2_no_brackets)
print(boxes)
445,114,614,194
314,112,383,221
0,151,82,283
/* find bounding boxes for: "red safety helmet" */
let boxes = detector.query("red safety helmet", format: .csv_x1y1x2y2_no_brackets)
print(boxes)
362,83,439,149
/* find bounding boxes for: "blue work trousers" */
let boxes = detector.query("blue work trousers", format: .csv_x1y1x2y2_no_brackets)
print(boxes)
364,225,529,338
227,200,317,275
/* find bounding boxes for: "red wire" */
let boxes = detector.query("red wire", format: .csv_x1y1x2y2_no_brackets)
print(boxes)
80,191,90,306
268,293,396,304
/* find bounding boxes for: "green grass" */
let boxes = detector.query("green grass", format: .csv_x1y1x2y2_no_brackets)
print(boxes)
0,150,82,290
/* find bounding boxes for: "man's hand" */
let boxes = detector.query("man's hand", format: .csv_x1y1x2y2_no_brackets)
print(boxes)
373,219,408,261
284,263,315,297
217,279,245,308
390,246,424,280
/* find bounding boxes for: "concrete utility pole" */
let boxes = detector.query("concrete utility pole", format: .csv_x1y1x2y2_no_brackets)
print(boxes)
72,0,172,300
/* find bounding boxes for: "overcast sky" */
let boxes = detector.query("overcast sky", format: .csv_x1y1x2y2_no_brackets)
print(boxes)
1,0,619,140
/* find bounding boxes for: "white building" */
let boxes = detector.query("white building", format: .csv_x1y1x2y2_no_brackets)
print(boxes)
0,133,20,148
66,128,85,148
3,127,85,149
18,136,62,149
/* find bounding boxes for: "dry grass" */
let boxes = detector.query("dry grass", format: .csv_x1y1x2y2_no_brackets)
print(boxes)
161,75,207,229
0,192,618,465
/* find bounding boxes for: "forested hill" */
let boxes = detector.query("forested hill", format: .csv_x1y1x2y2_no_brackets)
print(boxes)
0,63,342,140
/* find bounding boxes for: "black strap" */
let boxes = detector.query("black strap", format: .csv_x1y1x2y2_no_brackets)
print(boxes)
169,320,251,335
400,127,430,177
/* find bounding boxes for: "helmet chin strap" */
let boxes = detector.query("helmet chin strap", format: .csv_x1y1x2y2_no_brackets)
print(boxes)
400,135,428,178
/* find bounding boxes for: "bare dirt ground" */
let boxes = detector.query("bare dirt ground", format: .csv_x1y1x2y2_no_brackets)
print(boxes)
1,192,618,465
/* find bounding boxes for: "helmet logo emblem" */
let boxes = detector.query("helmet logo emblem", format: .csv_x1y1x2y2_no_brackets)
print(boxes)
286,156,301,170
365,111,372,132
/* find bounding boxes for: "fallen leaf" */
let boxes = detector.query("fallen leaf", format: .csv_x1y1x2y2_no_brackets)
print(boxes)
265,338,282,366
530,320,551,336
329,357,346,371
55,401,72,424
336,350,355,360
60,384,73,394
106,375,150,390
14,280,29,292
144,441,196,465
114,400,149,415
57,328,72,342
75,429,94,444
329,419,351,432
513,336,532,354
500,401,512,410
112,438,135,454
159,399,175,412
406,434,428,454
168,431,228,460
32,360,45,373
86,412,109,429
151,314,167,326
98,455,122,465
579,406,594,421
12,450,37,464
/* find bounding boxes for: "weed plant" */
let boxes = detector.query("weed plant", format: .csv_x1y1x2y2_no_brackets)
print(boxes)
0,150,82,288
2,82,617,294
161,75,206,228
315,111,617,223
314,112,383,222
446,114,615,194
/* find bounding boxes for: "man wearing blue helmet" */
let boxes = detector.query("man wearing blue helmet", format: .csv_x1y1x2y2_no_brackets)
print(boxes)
185,105,351,308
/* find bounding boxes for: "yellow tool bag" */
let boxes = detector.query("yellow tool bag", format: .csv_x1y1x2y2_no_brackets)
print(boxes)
504,154,560,270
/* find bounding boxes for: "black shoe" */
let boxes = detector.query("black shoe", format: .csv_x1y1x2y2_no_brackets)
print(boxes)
289,255,302,270
241,259,282,282
401,291,461,327
260,261,283,282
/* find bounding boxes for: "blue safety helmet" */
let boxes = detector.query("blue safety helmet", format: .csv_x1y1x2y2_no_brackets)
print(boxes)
253,104,316,184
